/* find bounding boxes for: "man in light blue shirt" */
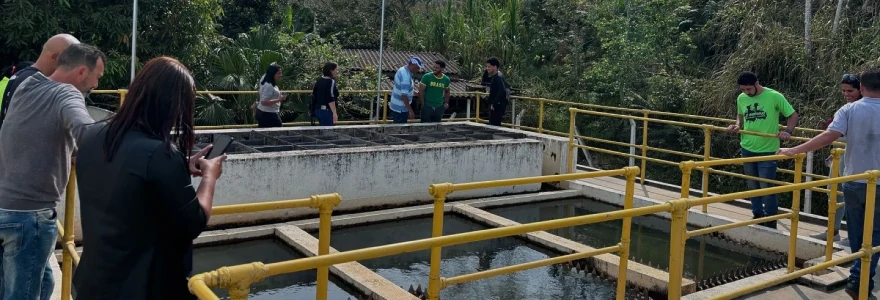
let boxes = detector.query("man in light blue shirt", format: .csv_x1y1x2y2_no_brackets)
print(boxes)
389,56,424,124
778,68,880,299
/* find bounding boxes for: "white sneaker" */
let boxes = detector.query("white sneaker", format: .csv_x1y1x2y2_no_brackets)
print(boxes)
810,232,841,241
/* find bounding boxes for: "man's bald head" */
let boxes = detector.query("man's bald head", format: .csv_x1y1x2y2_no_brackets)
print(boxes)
35,34,80,76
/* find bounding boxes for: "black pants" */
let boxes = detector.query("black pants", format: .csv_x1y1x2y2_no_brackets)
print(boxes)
488,102,507,126
256,109,282,128
421,105,444,123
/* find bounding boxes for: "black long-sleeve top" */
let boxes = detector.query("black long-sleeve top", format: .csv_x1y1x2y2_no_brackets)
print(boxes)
73,122,206,300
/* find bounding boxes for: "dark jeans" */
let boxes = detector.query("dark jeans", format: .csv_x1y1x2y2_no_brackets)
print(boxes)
0,208,57,300
741,148,779,218
421,105,444,123
392,111,409,124
256,109,282,128
488,102,507,126
843,182,880,294
315,109,334,126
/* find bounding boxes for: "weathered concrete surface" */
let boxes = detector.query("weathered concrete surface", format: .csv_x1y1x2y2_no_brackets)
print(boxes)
197,137,543,226
452,203,693,295
569,180,827,260
275,226,418,300
465,123,574,178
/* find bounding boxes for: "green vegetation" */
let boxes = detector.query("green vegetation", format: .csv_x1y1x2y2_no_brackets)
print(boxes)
1,0,878,214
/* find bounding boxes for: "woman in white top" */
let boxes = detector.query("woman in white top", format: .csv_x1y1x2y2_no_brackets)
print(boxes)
256,63,285,127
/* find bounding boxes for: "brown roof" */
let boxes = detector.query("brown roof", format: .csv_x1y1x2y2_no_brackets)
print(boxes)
344,49,462,75
379,79,477,95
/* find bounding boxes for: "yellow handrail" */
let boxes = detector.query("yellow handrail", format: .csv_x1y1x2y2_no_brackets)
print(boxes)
665,171,880,299
426,167,639,299
190,167,653,300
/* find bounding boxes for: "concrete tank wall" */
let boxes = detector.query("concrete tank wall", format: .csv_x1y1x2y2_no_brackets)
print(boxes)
59,122,565,238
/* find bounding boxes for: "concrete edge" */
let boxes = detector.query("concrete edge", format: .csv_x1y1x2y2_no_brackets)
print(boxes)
681,269,789,299
452,203,696,296
796,265,849,291
288,190,580,231
274,225,418,300
569,180,830,260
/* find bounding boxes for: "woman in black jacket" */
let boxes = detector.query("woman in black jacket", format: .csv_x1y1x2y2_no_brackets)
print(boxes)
73,56,227,299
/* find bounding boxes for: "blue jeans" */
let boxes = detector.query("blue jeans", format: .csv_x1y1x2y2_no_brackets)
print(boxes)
843,182,880,294
741,148,779,217
315,109,334,126
392,111,409,124
0,208,58,300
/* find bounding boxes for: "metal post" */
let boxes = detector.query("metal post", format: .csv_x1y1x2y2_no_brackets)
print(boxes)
629,120,636,167
61,168,76,300
475,94,482,123
373,0,386,122
119,89,128,107
510,99,515,125
130,0,138,82
616,167,638,299
787,154,804,273
538,100,544,133
466,97,472,120
680,162,694,199
568,109,577,174
316,206,332,300
382,91,389,123
702,125,712,212
826,149,843,261
428,183,452,300
858,172,879,300
640,111,649,184
804,151,814,214
667,200,689,299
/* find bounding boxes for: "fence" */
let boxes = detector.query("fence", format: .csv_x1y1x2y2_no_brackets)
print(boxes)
54,165,342,300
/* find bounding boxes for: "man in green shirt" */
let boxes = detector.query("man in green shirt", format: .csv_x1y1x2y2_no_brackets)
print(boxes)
726,71,799,229
418,60,451,123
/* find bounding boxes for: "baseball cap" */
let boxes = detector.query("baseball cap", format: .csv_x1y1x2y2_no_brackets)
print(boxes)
408,56,425,70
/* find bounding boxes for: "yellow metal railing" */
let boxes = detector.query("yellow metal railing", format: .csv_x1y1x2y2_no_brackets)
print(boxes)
566,108,843,211
664,171,880,300
189,167,642,300
53,164,342,300
425,167,640,299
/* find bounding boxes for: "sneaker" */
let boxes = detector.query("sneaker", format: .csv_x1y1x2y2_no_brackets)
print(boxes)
810,232,841,241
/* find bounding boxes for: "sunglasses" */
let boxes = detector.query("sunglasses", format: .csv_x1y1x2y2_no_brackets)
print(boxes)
842,73,859,82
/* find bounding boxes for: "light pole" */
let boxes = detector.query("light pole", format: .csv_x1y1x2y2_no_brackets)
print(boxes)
373,0,386,122
130,0,138,83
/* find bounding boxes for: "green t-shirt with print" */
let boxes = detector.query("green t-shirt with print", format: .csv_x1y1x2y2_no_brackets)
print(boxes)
736,87,796,153
420,73,451,108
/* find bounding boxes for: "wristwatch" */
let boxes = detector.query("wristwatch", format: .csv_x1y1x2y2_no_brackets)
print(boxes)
784,129,793,134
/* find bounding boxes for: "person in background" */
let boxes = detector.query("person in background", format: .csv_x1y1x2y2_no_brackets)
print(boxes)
73,56,227,300
390,57,424,124
0,34,79,131
0,43,102,300
256,63,285,127
418,60,451,123
310,62,340,126
810,73,862,242
726,71,799,229
778,68,880,300
0,61,33,108
485,57,509,126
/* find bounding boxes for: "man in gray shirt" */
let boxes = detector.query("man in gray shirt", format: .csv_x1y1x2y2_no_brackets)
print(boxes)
778,68,880,299
0,43,104,300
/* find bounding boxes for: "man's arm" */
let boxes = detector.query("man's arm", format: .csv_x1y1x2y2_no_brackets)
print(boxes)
727,114,743,132
418,84,426,107
777,112,800,140
779,130,841,155
443,88,450,108
59,89,94,142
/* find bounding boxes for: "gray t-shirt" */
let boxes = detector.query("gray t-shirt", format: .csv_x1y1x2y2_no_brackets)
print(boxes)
827,97,880,184
257,83,281,113
0,73,94,210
